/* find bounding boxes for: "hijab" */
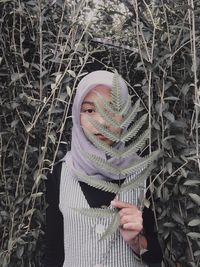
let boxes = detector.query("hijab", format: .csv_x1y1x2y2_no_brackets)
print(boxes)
65,70,139,181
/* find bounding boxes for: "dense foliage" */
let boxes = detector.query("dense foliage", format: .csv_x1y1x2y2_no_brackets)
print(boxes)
0,0,199,266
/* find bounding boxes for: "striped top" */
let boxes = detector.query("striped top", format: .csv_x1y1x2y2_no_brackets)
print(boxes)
59,155,147,267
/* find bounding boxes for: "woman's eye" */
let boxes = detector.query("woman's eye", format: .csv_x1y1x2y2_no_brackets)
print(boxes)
84,108,95,113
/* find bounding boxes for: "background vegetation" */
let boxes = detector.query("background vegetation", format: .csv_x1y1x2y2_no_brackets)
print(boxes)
0,0,199,266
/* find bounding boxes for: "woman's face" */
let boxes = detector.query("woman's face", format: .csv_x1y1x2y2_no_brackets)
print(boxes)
80,85,122,146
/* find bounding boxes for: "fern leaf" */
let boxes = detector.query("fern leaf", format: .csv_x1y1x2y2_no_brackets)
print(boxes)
76,172,120,193
119,166,153,193
120,129,150,158
81,150,119,175
120,99,140,128
88,117,120,142
100,211,120,240
73,207,116,218
120,113,147,143
83,130,120,158
121,150,160,176
111,70,122,112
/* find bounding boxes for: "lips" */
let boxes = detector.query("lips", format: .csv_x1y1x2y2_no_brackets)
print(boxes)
95,133,108,140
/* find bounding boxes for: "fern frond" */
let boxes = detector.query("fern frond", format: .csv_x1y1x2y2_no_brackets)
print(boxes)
81,150,119,175
120,129,150,158
119,166,153,193
111,70,122,112
120,99,140,128
100,211,120,240
121,150,160,176
73,208,116,218
120,114,148,143
88,117,120,142
83,130,120,158
76,172,120,193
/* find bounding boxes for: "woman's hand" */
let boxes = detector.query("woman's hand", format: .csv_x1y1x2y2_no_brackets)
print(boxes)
111,199,147,254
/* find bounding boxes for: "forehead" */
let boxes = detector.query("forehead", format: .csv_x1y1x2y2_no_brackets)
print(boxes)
83,85,111,102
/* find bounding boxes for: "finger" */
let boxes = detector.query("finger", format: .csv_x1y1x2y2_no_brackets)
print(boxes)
122,222,143,231
111,199,137,209
120,214,143,226
119,207,142,217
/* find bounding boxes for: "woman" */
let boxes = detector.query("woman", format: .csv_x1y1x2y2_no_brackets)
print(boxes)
44,70,163,267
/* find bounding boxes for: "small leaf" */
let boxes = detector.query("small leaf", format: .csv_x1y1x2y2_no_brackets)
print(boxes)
10,73,25,84
25,124,32,133
31,192,43,198
49,134,56,144
189,193,200,206
187,232,200,239
163,222,176,227
181,83,190,95
67,86,71,96
164,97,180,101
166,162,172,174
194,250,200,256
55,72,63,83
24,209,36,217
180,168,187,178
67,70,76,77
163,112,175,122
184,180,200,186
188,219,200,226
11,120,19,128
16,246,24,258
171,212,184,225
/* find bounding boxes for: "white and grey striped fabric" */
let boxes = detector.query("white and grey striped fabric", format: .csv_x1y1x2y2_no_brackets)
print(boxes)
59,156,147,267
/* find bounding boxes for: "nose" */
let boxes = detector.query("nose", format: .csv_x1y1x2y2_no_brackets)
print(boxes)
96,114,108,127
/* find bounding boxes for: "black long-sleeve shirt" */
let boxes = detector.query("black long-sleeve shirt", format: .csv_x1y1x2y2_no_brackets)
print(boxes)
44,162,163,267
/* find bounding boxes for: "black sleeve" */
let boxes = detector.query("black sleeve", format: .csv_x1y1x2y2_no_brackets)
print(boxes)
44,162,64,267
141,207,163,265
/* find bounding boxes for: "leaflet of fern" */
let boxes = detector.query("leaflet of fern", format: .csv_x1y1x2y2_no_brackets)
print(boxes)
84,129,149,159
119,167,153,193
81,150,119,175
74,208,116,218
83,130,120,158
121,129,150,158
121,150,160,176
100,211,120,240
118,95,132,116
120,99,141,128
88,117,120,142
102,95,131,117
111,71,123,112
120,113,148,142
94,100,121,128
76,172,120,193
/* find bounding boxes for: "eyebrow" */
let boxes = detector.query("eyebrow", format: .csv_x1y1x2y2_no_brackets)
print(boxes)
81,101,95,106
